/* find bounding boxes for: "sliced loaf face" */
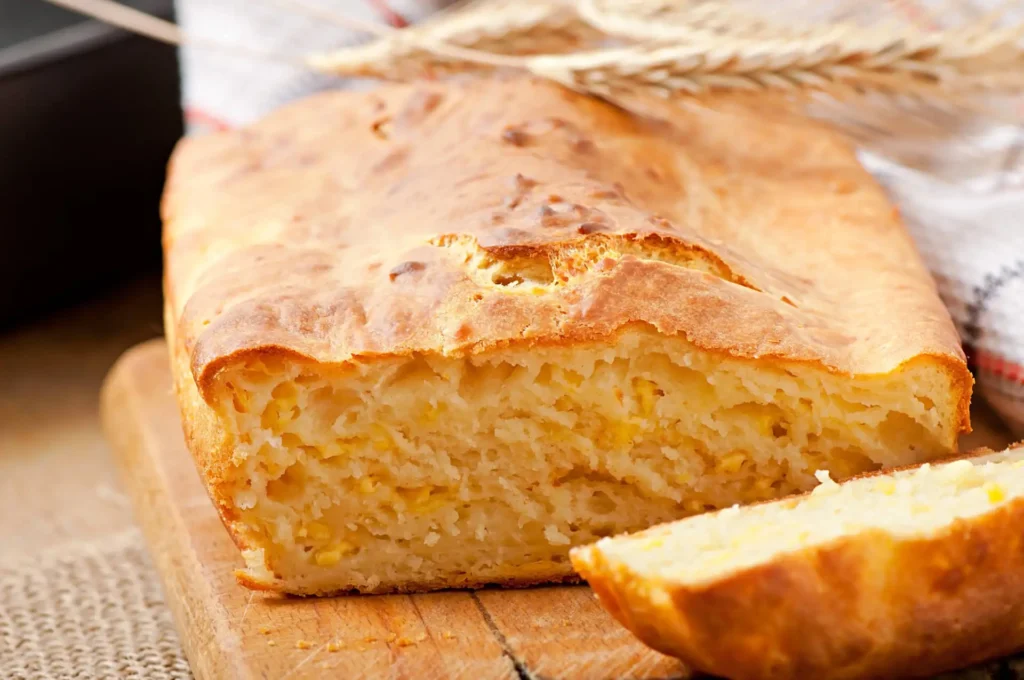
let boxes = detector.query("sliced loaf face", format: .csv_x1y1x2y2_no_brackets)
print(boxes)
163,77,971,594
571,444,1024,680
199,328,961,594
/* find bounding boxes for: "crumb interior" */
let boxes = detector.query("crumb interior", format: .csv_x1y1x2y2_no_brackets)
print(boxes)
213,327,955,592
600,449,1022,586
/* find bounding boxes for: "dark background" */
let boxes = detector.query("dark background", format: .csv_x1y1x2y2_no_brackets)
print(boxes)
0,0,182,328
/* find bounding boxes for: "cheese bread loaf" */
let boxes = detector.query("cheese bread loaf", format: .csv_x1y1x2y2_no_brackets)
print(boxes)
163,76,971,595
572,444,1024,680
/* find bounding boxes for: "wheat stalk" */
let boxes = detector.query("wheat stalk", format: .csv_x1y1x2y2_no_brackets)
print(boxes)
308,0,603,79
306,0,1024,105
42,0,1024,114
520,11,1024,104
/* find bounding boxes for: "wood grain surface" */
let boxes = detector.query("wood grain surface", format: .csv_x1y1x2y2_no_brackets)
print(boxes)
99,340,688,680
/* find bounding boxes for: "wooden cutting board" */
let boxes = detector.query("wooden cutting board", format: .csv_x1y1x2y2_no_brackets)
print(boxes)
100,340,688,680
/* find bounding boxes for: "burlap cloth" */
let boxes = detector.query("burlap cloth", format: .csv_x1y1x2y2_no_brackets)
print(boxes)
0,532,189,680
0,278,192,679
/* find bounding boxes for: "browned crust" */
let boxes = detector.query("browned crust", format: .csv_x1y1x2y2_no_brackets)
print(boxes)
161,76,973,595
935,353,974,441
571,445,1024,680
162,77,969,408
164,301,244,544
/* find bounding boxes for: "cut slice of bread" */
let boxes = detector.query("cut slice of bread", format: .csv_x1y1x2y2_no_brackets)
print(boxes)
571,444,1024,680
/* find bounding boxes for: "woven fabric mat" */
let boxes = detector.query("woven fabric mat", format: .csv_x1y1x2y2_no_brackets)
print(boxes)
0,532,191,680
0,278,189,679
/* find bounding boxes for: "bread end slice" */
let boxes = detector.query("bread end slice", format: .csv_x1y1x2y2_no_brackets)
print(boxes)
572,444,1024,680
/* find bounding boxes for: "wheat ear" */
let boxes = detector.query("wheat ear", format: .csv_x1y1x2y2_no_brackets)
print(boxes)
308,0,602,79
40,0,1024,113
303,0,1024,102
522,19,1024,105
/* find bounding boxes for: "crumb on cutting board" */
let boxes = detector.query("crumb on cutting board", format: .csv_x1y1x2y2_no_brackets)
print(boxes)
296,640,312,650
258,626,272,635
395,633,428,647
442,631,456,640
326,641,341,653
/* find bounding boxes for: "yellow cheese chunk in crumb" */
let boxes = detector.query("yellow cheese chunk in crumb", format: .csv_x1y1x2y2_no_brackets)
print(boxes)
371,424,393,451
633,378,660,417
609,421,639,449
717,453,745,474
419,404,439,424
314,541,357,566
985,481,1006,504
307,521,331,542
875,478,896,495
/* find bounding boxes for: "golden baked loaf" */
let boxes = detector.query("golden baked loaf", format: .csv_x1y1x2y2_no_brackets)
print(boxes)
571,444,1024,680
163,76,972,595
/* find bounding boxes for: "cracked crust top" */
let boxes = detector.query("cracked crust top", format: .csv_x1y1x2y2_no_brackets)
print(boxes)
162,77,970,430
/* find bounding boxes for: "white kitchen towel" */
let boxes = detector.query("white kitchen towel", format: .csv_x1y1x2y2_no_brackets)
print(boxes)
173,0,1024,436
175,0,454,131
